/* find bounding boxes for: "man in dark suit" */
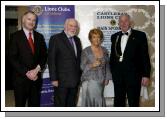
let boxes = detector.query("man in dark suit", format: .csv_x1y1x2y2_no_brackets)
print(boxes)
8,11,47,107
48,18,82,107
110,14,151,107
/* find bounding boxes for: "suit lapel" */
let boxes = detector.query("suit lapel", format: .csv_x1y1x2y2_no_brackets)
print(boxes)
33,31,39,55
61,32,76,58
74,37,80,59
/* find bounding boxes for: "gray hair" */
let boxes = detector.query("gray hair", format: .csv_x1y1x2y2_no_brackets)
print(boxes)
64,18,79,30
119,14,131,21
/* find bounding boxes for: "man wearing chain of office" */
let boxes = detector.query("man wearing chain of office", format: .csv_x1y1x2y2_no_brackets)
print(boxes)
110,14,151,107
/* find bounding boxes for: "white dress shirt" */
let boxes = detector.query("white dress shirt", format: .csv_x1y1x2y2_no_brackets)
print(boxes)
121,28,131,54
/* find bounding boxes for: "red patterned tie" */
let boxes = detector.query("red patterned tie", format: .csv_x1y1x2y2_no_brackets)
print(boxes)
28,32,34,54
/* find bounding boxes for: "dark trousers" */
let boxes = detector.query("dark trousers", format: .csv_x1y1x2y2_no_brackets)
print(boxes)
113,70,141,107
14,78,42,107
54,87,78,107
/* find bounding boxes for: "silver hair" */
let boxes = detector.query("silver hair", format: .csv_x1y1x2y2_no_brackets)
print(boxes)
119,14,131,21
64,18,79,30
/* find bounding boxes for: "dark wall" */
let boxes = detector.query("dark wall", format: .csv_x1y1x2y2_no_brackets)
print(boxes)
5,19,18,90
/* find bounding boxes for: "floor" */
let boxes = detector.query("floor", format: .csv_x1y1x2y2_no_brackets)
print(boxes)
5,90,154,107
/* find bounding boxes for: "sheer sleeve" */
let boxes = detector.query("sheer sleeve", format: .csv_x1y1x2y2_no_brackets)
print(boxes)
80,49,92,74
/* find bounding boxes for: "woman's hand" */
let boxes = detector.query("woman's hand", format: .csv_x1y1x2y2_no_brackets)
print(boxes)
103,80,109,85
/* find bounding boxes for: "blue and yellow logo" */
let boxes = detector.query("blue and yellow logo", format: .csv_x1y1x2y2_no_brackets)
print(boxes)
32,6,43,16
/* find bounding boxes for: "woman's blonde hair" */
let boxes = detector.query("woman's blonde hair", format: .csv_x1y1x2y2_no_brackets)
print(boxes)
88,28,104,42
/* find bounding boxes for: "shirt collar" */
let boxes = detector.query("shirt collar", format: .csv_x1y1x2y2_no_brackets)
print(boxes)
122,28,131,34
23,28,34,40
